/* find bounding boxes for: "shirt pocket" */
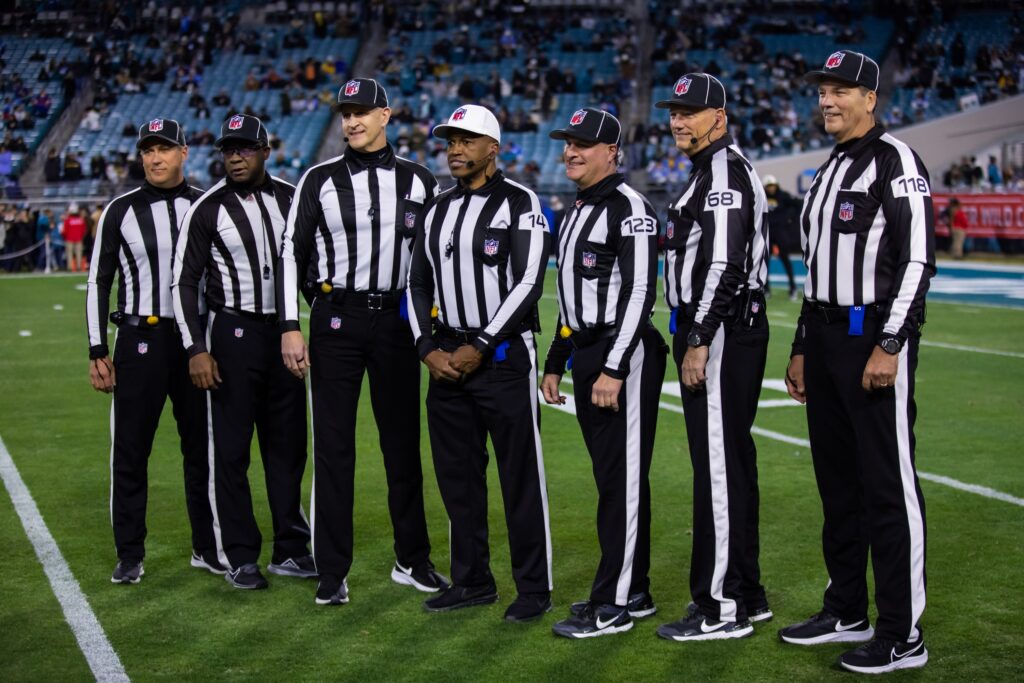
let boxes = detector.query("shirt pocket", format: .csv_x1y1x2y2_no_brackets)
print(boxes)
396,198,422,239
573,242,613,279
474,225,509,267
832,189,880,235
663,206,694,250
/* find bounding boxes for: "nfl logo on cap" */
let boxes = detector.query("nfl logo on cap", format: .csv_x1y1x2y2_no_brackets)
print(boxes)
826,51,845,69
484,239,499,256
344,80,360,96
582,251,597,268
148,119,163,132
228,115,244,130
675,77,692,96
405,211,416,229
839,202,854,221
570,109,586,126
452,107,467,121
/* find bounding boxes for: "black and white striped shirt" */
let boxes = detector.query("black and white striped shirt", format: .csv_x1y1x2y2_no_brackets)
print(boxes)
407,170,550,358
171,174,295,356
793,124,935,351
543,173,659,379
278,145,438,330
663,135,768,339
86,180,203,359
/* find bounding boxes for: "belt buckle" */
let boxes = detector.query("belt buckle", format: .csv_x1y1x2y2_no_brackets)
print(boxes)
367,292,383,310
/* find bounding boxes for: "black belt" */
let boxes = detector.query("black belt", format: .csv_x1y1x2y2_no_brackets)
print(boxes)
568,325,617,350
319,289,403,310
435,319,534,345
217,307,278,325
807,301,881,325
110,312,174,328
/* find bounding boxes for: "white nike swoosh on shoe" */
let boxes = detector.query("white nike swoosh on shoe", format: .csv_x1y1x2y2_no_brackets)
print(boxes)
893,641,924,659
700,619,724,634
595,616,617,629
395,563,413,575
835,619,865,632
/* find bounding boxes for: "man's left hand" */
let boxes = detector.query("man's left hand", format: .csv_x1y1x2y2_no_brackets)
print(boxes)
862,345,899,392
450,344,484,376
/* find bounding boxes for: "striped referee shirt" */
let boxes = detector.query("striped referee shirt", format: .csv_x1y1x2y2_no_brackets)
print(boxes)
663,135,768,339
277,144,438,331
543,173,659,379
171,173,295,356
86,180,203,360
792,124,935,352
407,170,550,359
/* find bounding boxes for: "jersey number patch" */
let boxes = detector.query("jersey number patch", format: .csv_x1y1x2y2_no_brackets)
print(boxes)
705,190,743,210
621,215,657,236
890,175,931,198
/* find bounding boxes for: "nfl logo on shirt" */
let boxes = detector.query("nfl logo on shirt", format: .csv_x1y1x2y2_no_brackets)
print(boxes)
570,109,586,126
675,77,692,96
228,115,244,130
484,239,499,256
452,107,467,121
405,211,417,229
582,251,597,268
137,342,148,355
826,51,845,69
330,316,342,330
344,80,360,96
838,202,855,222
234,327,244,338
148,119,163,132
667,220,675,240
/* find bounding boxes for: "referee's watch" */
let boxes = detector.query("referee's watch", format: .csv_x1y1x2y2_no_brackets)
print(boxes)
878,335,904,355
687,330,710,348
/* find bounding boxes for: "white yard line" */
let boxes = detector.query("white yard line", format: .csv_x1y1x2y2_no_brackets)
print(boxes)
0,435,130,683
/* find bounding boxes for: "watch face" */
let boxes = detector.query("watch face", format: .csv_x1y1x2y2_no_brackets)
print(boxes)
882,338,901,354
687,331,703,347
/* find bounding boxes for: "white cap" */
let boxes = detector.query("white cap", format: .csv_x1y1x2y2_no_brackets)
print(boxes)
762,174,778,186
432,104,501,144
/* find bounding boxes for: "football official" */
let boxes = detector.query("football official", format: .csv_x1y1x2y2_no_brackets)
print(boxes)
86,118,219,584
540,108,667,639
172,114,313,590
653,74,771,643
779,50,933,675
408,104,553,622
278,78,446,607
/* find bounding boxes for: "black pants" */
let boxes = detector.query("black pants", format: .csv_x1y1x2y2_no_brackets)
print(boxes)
803,309,927,642
308,298,431,581
206,310,311,569
572,325,666,606
110,323,215,562
426,330,551,595
675,308,768,622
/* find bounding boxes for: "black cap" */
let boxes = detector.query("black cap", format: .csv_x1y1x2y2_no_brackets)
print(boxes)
655,73,727,110
214,114,269,149
804,50,880,91
336,78,389,108
549,108,621,145
136,118,186,149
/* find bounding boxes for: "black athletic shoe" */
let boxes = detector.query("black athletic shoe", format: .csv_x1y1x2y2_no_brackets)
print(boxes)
657,609,753,642
424,583,499,612
504,592,552,623
111,560,143,584
315,576,349,605
224,563,268,590
190,550,226,575
391,562,450,593
684,600,772,623
552,602,633,639
839,636,928,674
778,610,874,645
267,554,317,579
571,591,656,619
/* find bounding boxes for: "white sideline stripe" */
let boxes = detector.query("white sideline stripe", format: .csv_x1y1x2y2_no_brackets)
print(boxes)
538,389,1024,508
768,319,1024,358
0,435,130,682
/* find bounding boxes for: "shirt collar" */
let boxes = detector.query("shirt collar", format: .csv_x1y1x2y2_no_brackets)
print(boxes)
688,134,734,170
452,169,505,198
345,143,396,172
832,123,886,158
574,172,625,206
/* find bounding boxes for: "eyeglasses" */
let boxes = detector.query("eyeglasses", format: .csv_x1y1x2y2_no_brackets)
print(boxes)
220,145,264,158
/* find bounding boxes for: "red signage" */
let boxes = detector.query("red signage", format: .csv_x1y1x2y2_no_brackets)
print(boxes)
933,194,1024,239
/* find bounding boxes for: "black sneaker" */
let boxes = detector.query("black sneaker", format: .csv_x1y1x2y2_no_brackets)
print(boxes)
391,562,451,593
315,576,349,605
657,609,753,642
839,637,928,674
571,591,656,619
504,592,552,623
224,563,268,590
190,550,226,575
267,554,317,579
111,560,143,584
778,610,874,645
553,602,632,639
685,599,772,623
424,583,499,612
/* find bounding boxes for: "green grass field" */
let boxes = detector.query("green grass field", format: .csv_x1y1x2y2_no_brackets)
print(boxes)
1,270,1022,682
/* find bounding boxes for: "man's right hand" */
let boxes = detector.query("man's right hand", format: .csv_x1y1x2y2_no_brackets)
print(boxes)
423,350,461,382
89,357,116,393
281,330,310,379
189,352,222,390
785,354,806,404
541,373,566,405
